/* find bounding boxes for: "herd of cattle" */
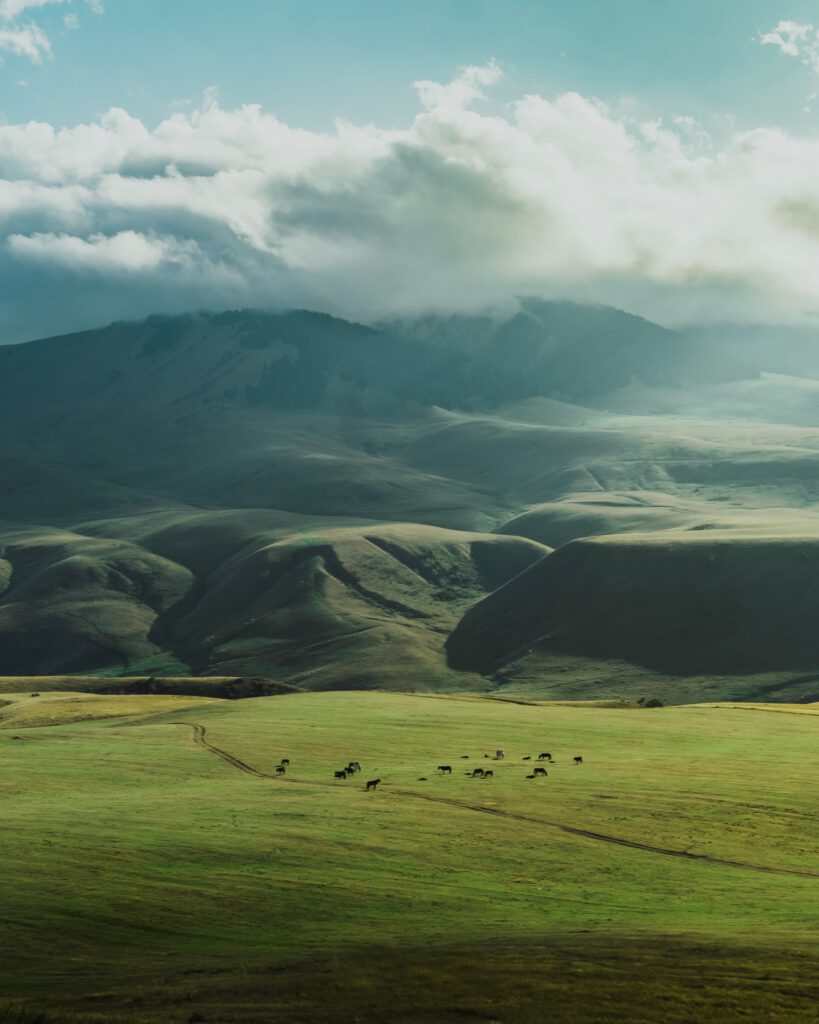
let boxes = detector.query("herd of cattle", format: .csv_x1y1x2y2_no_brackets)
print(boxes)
272,750,584,790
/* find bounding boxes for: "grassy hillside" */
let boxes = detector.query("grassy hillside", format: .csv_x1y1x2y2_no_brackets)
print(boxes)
448,532,819,674
4,305,819,688
0,690,817,1021
0,513,547,682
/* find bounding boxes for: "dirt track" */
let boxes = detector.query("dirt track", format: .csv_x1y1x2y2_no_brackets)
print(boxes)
176,722,819,882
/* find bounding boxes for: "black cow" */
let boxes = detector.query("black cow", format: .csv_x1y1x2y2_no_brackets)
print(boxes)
468,768,485,778
437,765,452,774
348,761,361,772
417,777,428,781
366,778,381,791
460,755,470,759
280,758,290,766
537,753,552,761
522,756,532,761
334,770,348,780
533,767,548,777
574,756,583,765
483,770,494,779
275,765,286,775
526,774,536,779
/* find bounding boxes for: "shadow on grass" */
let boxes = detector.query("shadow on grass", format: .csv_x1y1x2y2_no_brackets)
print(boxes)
3,936,819,1024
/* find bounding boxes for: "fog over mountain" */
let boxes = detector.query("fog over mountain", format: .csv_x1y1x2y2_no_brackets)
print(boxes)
8,61,819,342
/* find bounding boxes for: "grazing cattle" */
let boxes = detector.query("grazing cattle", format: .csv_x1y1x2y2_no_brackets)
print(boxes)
537,753,552,761
469,768,485,778
366,778,381,791
574,756,583,765
275,765,286,775
334,770,348,780
495,749,505,759
280,759,290,766
460,755,470,759
522,756,532,761
348,761,361,772
483,770,494,779
483,753,490,759
526,774,536,779
417,777,428,781
533,767,548,777
437,765,452,774
30,693,40,698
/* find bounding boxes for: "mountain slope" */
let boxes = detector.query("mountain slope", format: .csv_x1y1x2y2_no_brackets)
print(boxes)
3,302,819,688
1,511,549,684
447,532,819,674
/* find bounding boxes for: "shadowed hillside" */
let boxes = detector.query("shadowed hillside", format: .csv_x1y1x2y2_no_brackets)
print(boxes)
447,533,819,674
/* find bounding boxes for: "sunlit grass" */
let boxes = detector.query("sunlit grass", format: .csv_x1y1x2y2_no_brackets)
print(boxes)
1,690,818,1021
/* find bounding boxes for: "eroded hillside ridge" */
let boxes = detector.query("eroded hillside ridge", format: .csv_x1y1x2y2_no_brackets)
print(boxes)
0,514,549,685
3,301,819,687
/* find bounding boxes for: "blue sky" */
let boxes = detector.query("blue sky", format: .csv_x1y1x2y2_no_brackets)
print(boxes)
3,1,819,341
4,1,819,133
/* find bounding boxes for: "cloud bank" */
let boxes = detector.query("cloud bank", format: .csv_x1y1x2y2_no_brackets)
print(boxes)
3,63,819,340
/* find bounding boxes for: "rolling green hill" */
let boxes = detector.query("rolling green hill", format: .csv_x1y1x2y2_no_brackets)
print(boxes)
0,512,548,682
448,532,819,675
3,302,819,687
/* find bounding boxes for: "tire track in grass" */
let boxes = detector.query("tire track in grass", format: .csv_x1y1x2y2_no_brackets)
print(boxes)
173,723,819,881
386,788,819,880
187,723,273,779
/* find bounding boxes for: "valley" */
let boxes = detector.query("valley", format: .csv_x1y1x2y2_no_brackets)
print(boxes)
4,302,819,693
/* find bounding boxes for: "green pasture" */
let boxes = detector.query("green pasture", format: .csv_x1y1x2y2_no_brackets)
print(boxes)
1,691,818,1022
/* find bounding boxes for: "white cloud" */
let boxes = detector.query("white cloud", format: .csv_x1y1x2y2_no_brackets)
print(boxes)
0,0,68,18
8,230,199,272
0,21,50,60
414,60,502,112
760,20,819,72
7,64,819,339
0,0,100,63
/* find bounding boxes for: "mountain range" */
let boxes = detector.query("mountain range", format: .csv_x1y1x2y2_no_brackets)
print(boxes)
3,299,819,699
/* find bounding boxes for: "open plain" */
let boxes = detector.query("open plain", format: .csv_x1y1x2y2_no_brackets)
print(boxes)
1,688,817,1022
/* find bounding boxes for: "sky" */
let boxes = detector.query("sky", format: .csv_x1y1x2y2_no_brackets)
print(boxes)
3,1,819,340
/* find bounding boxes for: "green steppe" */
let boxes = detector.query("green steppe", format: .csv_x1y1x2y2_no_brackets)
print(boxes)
1,689,817,1022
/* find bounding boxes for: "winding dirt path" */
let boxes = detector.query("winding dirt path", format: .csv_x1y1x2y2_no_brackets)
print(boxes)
187,723,274,779
174,722,819,882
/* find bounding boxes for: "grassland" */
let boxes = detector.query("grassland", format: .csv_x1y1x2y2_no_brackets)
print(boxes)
1,690,818,1022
